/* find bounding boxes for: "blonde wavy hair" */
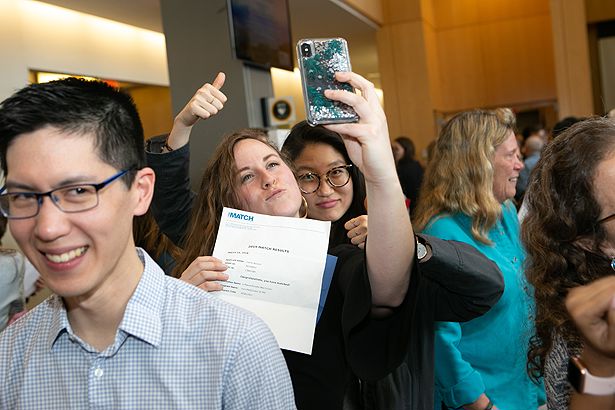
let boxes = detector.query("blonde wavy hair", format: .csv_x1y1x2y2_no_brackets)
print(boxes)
413,108,516,244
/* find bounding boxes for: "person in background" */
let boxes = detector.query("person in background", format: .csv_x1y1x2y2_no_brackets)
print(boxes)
392,136,424,214
0,214,25,331
551,116,583,139
413,108,545,410
522,124,548,144
423,139,437,165
523,118,615,409
515,135,545,203
0,78,295,409
517,117,586,221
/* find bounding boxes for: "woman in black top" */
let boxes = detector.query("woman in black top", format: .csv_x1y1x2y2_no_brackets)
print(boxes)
392,136,424,214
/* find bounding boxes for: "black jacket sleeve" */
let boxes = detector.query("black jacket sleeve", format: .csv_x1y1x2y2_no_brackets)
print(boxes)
417,233,504,322
338,234,504,380
330,244,413,381
145,137,195,248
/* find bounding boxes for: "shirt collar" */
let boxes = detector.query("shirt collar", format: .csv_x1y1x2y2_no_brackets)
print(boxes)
119,248,164,347
46,295,70,349
45,248,165,349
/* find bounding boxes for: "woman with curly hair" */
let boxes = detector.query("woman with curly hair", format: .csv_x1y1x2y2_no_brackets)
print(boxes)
523,117,615,409
413,108,545,410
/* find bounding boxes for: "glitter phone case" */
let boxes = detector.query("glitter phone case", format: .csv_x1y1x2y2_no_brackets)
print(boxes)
297,38,359,126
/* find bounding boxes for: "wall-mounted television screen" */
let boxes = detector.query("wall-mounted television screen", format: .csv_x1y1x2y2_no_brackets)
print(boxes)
228,0,294,71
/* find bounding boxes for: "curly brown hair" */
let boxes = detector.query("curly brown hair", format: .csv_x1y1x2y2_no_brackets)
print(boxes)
523,117,615,381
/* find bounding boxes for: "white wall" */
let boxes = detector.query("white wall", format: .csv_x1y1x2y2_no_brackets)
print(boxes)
0,0,29,100
0,0,169,102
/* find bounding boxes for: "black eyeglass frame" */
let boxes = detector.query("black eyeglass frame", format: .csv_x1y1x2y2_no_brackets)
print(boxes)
297,164,353,194
0,168,135,219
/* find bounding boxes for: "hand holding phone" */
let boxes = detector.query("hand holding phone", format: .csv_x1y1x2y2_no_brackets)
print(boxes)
297,38,359,126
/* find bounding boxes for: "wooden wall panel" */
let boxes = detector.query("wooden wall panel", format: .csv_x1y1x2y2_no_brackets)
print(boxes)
423,21,442,108
128,85,173,139
377,0,570,144
550,0,594,117
434,25,487,111
342,0,384,25
377,21,436,153
430,0,481,29
432,0,549,29
585,0,615,23
376,26,401,135
420,0,436,27
480,14,556,107
426,1,555,112
382,0,422,25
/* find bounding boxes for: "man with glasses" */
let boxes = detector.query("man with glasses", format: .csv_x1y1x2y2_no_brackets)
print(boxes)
0,78,295,409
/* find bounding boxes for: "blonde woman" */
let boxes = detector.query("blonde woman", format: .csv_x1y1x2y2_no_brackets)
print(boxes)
413,108,545,410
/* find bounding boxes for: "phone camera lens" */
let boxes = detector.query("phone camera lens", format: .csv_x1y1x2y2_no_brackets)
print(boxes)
301,43,312,58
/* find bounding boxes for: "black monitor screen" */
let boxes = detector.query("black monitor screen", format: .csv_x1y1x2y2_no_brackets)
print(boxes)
229,0,293,71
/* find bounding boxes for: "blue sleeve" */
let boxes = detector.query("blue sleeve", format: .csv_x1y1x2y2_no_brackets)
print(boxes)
422,215,474,245
423,216,486,407
224,319,296,409
434,321,485,408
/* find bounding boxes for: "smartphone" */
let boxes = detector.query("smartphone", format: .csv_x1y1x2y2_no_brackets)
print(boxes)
297,38,359,126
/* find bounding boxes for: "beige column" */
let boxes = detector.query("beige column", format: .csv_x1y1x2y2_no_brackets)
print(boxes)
550,0,594,117
377,0,437,156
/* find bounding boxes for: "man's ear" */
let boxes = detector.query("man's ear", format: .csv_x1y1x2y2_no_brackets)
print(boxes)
132,167,155,217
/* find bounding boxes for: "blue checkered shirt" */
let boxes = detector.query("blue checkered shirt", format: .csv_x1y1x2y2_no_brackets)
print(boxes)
0,249,296,409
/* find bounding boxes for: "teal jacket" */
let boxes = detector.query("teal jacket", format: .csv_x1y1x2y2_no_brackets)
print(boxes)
423,201,545,410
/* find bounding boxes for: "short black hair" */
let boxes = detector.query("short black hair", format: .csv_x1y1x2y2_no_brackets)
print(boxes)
0,78,145,186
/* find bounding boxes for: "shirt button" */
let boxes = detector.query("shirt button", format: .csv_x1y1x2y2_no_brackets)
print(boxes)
94,367,104,378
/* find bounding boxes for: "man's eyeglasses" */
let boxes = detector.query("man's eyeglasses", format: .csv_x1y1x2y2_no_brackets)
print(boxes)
0,168,134,219
297,164,352,194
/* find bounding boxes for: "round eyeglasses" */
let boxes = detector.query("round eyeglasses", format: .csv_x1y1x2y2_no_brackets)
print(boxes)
0,168,133,219
297,164,352,194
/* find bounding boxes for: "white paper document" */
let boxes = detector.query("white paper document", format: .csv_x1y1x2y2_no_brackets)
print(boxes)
212,207,331,354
